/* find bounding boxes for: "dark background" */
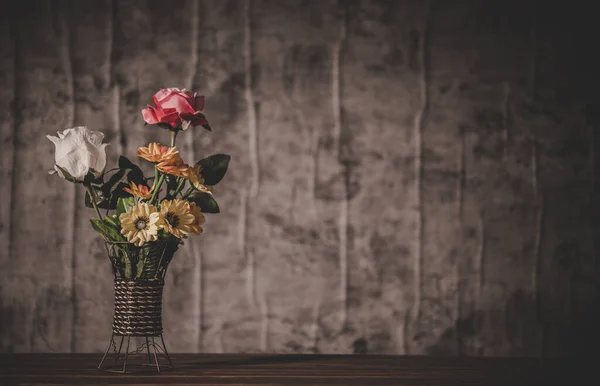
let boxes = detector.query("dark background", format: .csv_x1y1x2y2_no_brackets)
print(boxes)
0,0,598,356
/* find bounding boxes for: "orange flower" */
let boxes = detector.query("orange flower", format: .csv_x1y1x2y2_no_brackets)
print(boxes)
157,158,188,177
188,202,205,234
183,164,215,194
123,182,154,200
137,143,180,164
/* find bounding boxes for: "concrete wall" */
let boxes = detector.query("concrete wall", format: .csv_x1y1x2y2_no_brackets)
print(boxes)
0,0,598,355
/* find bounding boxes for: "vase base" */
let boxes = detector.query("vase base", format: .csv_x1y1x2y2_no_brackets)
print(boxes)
97,333,173,374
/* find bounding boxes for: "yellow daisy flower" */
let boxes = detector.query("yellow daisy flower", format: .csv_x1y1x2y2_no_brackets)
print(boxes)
123,182,154,200
137,142,180,164
119,203,163,247
188,202,205,234
159,199,195,238
183,164,215,194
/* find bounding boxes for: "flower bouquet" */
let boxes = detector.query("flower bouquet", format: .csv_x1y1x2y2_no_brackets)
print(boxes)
47,88,230,372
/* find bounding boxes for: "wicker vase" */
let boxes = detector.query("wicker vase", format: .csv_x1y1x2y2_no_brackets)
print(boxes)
98,240,180,374
112,278,164,336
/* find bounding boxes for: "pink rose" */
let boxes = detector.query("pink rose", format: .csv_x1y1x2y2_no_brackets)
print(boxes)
142,105,182,129
142,88,211,131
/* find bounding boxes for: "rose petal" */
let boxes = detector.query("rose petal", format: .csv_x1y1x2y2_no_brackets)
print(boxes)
158,109,182,128
154,106,177,121
93,143,108,177
188,112,209,127
142,105,159,124
192,94,205,111
84,127,106,147
56,148,91,180
46,135,60,145
152,88,176,105
158,93,195,115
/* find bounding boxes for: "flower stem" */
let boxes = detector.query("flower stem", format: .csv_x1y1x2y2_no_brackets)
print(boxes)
174,177,187,197
84,183,104,220
103,167,120,175
181,187,194,199
153,167,159,189
170,130,178,147
150,171,166,205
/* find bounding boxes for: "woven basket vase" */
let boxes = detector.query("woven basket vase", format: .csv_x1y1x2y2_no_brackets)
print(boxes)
112,278,165,336
107,240,179,337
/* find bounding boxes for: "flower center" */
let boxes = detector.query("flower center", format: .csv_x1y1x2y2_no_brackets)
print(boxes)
135,216,149,230
165,212,180,227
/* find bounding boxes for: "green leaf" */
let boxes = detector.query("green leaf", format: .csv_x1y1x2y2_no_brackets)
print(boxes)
116,196,136,217
85,183,129,210
104,214,120,228
108,186,131,209
83,169,103,184
85,167,132,210
202,123,212,132
124,257,132,277
89,218,104,235
85,187,109,209
188,191,220,213
111,182,131,200
165,175,179,198
118,156,146,186
90,218,125,242
136,257,145,278
54,165,78,182
101,169,130,196
158,229,175,242
195,154,230,186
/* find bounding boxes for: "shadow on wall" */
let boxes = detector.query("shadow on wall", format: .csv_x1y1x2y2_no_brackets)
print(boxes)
425,270,600,357
0,285,73,352
428,289,600,357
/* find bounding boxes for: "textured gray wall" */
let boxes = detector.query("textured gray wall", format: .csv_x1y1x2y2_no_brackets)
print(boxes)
0,0,598,355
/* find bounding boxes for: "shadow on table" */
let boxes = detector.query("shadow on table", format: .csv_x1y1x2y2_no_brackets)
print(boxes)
185,354,336,368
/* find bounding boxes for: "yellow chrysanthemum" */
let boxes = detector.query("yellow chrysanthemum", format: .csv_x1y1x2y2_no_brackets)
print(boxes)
137,143,180,164
159,199,195,238
183,164,215,194
188,202,205,234
119,203,163,247
123,182,154,200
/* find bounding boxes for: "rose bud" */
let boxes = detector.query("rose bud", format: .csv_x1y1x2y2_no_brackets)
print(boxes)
47,126,108,182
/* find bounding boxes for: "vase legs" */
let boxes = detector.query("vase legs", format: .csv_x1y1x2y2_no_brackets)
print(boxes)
97,333,173,374
121,336,131,373
145,337,152,362
151,337,161,372
114,336,125,365
97,332,114,370
160,334,173,368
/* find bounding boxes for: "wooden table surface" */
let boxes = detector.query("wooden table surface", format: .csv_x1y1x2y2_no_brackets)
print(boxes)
0,354,585,385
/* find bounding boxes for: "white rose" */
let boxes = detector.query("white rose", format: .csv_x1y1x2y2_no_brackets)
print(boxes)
47,126,109,181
